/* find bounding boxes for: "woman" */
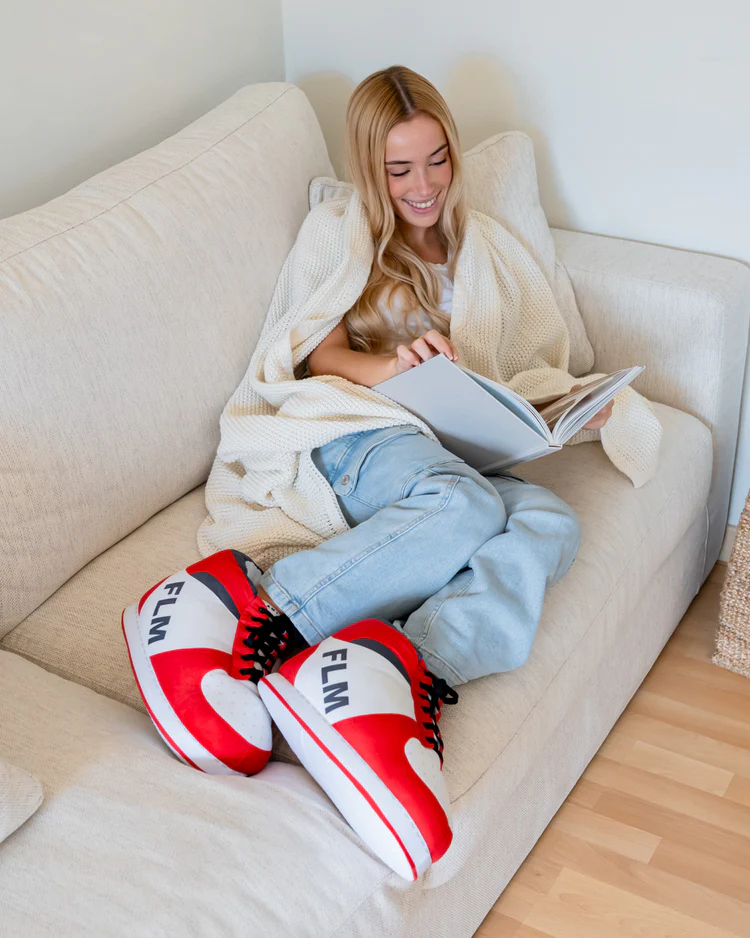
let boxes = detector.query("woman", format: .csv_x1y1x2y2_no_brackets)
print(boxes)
249,65,608,687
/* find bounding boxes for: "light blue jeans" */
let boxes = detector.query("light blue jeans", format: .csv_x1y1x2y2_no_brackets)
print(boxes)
260,425,581,686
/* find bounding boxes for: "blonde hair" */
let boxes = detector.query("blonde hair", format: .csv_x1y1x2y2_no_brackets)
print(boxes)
343,65,468,354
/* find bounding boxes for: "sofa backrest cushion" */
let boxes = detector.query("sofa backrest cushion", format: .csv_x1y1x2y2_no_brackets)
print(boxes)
0,83,333,635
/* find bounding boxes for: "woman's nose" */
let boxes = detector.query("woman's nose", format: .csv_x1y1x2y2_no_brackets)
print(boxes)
411,168,432,196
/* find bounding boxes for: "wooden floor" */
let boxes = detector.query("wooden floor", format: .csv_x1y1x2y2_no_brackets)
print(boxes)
476,563,750,938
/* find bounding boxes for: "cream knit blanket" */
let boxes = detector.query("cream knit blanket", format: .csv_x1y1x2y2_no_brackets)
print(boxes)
198,191,662,569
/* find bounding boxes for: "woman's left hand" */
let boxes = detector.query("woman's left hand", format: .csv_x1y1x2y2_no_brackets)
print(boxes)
569,384,614,430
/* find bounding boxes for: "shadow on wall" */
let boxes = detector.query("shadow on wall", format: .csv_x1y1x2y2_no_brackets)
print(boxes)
293,72,355,181
293,54,571,228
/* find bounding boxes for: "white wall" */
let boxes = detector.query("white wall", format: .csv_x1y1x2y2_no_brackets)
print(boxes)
0,0,284,219
282,0,750,524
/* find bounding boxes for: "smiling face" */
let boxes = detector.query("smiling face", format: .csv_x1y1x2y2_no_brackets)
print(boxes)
385,112,453,232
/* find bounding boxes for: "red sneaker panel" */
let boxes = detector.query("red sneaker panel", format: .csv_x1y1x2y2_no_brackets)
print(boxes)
150,646,269,775
186,549,257,612
335,712,452,863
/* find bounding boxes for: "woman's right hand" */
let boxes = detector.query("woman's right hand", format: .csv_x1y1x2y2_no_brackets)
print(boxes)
392,330,458,376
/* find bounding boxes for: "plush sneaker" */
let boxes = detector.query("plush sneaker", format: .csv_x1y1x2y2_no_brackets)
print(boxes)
258,619,458,880
122,548,293,776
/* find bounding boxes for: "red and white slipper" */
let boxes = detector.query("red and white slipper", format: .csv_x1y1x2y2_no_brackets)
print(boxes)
122,548,292,776
258,620,458,880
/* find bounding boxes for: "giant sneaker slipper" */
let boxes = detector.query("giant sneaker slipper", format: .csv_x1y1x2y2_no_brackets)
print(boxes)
258,620,458,880
122,549,293,776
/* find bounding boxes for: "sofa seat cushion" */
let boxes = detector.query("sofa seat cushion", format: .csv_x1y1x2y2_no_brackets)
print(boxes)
2,485,208,710
3,404,712,795
0,651,392,937
0,755,43,844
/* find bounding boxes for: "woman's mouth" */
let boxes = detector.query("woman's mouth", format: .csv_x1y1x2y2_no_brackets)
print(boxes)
403,194,439,215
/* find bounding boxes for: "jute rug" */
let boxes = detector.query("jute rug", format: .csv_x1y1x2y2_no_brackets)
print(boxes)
714,492,750,679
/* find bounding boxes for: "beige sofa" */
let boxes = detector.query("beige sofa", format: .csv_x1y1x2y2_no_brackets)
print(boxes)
1,82,749,938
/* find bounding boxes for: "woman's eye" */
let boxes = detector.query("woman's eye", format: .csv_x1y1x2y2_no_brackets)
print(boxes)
390,158,448,179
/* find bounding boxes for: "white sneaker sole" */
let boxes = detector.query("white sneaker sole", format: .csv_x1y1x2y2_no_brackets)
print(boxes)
122,602,246,776
259,672,431,880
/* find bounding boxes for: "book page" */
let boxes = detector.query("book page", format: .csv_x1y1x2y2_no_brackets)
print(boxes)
457,366,548,435
546,367,644,441
537,373,621,426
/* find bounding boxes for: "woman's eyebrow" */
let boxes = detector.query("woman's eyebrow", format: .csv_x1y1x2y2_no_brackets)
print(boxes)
385,143,448,165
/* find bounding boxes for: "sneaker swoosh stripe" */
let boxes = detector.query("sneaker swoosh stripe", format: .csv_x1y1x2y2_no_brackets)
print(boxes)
261,678,418,881
349,638,410,683
189,571,240,618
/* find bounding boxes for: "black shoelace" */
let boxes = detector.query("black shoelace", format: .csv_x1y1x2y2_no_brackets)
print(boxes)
237,604,289,683
419,670,459,765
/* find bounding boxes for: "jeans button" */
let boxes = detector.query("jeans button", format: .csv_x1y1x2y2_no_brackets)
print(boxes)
341,474,351,486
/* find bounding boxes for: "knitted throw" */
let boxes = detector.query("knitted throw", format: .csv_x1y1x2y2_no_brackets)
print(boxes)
198,191,662,569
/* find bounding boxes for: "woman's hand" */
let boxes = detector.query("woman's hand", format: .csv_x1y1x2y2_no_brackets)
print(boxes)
569,383,614,430
392,330,458,376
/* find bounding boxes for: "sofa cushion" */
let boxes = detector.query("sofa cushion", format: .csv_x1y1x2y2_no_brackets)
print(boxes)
4,403,712,788
2,486,207,710
0,651,390,937
309,131,594,378
0,755,43,845
0,83,334,637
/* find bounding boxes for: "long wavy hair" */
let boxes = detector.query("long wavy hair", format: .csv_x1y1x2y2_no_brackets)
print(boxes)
343,66,468,354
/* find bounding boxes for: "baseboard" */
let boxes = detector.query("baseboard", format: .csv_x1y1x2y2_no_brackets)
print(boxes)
720,524,737,563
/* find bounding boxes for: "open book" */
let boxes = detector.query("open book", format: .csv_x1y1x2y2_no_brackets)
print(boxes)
373,355,644,474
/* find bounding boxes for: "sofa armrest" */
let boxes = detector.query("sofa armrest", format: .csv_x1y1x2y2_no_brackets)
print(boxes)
552,227,750,575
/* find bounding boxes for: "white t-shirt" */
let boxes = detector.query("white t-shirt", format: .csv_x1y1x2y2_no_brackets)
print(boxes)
379,262,453,339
